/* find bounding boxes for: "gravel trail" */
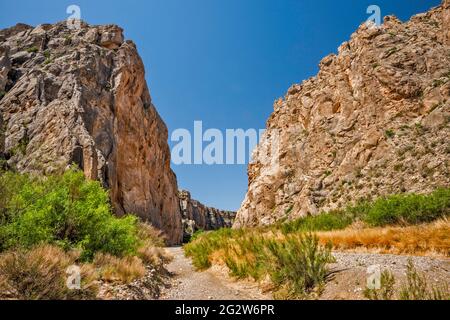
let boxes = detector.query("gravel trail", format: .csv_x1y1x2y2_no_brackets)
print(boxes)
160,247,271,300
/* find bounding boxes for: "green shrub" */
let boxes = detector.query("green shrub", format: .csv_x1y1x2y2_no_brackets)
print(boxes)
26,46,38,53
190,229,205,242
281,212,353,234
385,130,395,138
280,188,449,234
0,168,140,260
186,231,335,299
266,234,334,298
364,188,450,226
184,228,241,269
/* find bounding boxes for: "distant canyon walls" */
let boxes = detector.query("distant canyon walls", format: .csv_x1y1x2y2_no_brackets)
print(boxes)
179,190,236,242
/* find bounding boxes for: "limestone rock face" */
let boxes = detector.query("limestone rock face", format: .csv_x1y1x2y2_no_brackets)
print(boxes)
179,190,236,242
235,2,450,228
0,22,182,244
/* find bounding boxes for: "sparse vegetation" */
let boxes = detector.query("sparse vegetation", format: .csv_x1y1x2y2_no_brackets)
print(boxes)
364,260,449,300
316,219,449,256
26,46,39,53
185,189,450,299
385,129,395,138
0,245,97,300
399,260,449,300
185,232,334,299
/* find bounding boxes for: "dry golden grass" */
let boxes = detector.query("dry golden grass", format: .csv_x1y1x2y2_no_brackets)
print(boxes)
138,245,172,267
316,219,450,257
93,253,146,283
0,245,98,299
138,222,167,247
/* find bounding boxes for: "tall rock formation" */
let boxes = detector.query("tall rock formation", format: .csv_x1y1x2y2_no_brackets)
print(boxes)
0,22,182,244
235,1,450,227
179,190,236,242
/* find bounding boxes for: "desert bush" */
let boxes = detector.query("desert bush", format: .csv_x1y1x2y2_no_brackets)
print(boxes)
137,222,166,247
0,245,97,300
364,260,449,300
0,168,140,260
281,188,449,234
138,246,172,269
184,228,243,269
266,234,334,298
364,188,450,226
186,231,335,299
93,253,146,283
281,212,354,234
399,260,449,300
190,229,205,242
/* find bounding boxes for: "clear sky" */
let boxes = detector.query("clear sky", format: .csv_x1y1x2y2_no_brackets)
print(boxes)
0,0,442,210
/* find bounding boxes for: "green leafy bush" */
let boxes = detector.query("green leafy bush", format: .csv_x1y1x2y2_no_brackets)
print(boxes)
266,234,334,298
280,188,449,234
0,168,139,260
364,188,450,226
281,212,353,234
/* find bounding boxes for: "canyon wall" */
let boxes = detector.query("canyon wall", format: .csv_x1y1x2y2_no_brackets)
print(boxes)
235,1,450,227
0,22,182,244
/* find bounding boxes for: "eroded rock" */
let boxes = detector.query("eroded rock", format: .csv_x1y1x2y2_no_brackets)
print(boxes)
235,1,450,228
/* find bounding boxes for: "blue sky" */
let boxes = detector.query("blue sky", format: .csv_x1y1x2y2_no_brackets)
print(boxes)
0,0,441,210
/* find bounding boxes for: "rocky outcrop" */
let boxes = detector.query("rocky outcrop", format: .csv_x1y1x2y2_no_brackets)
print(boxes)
179,190,236,242
0,22,182,244
235,1,450,227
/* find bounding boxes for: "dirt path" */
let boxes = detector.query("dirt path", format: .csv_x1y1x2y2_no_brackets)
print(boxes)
160,247,271,300
160,247,449,300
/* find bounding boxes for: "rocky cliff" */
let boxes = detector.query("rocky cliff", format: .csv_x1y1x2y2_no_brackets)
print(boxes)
235,1,450,227
179,190,236,242
0,22,182,244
